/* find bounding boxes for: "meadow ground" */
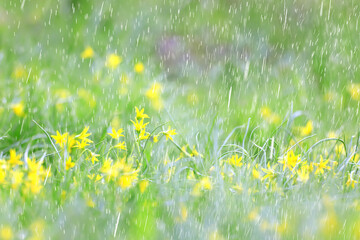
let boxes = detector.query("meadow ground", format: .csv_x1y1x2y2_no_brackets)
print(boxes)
1,0,360,239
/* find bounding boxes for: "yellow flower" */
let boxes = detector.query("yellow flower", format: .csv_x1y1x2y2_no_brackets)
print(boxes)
232,183,243,193
29,219,45,239
145,82,162,100
114,141,127,150
81,46,94,59
227,154,243,167
87,151,100,164
8,149,23,167
11,102,25,117
134,62,144,73
27,158,42,173
260,106,280,124
145,82,164,111
327,131,337,138
65,157,75,170
187,92,199,105
118,173,138,190
131,118,149,131
252,167,261,179
0,169,6,185
11,170,24,189
297,165,310,183
87,174,102,182
135,107,149,119
348,83,360,101
261,164,277,181
190,146,202,157
192,176,212,196
300,120,313,136
314,155,331,175
0,225,13,240
108,128,124,139
51,131,68,148
74,140,89,149
12,65,26,79
77,126,92,143
25,174,43,194
139,179,149,193
163,126,177,141
138,129,150,141
106,53,122,69
278,150,300,171
346,173,358,188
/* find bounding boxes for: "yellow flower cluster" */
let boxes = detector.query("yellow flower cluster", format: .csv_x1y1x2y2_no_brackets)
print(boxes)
0,149,50,195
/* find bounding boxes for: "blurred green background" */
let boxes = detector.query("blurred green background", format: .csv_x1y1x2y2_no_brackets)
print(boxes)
1,0,360,239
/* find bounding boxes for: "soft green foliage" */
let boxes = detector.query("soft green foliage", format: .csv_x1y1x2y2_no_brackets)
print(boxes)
1,0,360,239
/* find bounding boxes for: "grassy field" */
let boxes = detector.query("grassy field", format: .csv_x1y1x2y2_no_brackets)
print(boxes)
1,0,360,239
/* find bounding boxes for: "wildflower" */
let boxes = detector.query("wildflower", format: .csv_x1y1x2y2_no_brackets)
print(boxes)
138,129,150,141
252,167,261,179
81,46,94,59
346,173,358,188
261,164,277,181
278,150,300,171
87,151,100,164
118,172,138,190
114,141,127,150
300,120,313,136
27,158,42,173
192,176,212,196
108,128,124,139
260,106,280,124
187,92,199,105
8,149,23,167
179,204,188,222
320,211,339,237
135,107,149,119
77,126,92,143
327,131,337,138
248,208,260,222
335,144,346,156
231,183,243,193
51,131,68,148
11,170,24,189
139,179,149,193
85,195,95,208
106,53,122,69
163,126,177,141
314,155,331,175
87,174,102,183
74,140,89,149
12,65,26,79
29,219,45,240
227,154,243,167
145,82,162,100
350,153,360,164
348,83,360,101
297,165,310,183
65,157,75,170
134,62,144,73
190,146,202,157
0,169,6,185
11,102,25,117
131,118,149,131
25,174,43,194
0,225,13,240
145,82,164,111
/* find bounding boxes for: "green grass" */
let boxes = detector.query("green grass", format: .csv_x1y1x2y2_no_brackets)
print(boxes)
1,0,360,239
